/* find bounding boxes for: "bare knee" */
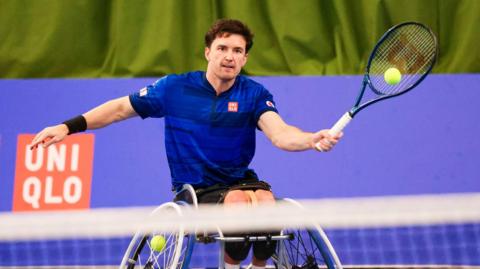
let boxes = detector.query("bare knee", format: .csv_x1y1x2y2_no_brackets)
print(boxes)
254,189,275,204
224,189,275,206
224,190,249,204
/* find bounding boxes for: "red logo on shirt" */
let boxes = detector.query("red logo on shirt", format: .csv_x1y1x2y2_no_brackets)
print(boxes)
228,102,238,112
266,101,275,108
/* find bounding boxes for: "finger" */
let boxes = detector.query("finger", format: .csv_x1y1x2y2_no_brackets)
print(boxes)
41,137,56,148
315,141,333,152
327,139,337,146
314,142,324,152
30,132,47,150
322,132,333,140
327,135,342,146
30,132,43,146
320,137,335,146
332,132,343,140
30,142,38,150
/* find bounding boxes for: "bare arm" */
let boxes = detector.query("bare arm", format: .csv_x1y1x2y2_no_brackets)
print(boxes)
83,96,138,129
31,96,137,149
258,111,342,152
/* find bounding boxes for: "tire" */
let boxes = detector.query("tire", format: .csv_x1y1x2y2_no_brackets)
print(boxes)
271,199,342,269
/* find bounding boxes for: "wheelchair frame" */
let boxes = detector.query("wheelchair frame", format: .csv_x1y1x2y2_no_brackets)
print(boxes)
120,184,343,269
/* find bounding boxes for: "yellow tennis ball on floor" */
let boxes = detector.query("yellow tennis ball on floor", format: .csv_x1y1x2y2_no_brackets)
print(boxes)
384,67,402,85
150,235,166,252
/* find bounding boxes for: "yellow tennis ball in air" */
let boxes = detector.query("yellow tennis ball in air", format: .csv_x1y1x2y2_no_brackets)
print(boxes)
150,235,166,252
384,67,402,85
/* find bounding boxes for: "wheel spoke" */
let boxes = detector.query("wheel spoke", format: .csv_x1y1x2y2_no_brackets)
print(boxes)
278,228,322,268
120,202,193,269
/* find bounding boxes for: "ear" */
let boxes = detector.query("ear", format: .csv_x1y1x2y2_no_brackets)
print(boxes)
204,47,210,61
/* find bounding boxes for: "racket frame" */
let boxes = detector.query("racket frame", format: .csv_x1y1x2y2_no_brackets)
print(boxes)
327,22,438,137
353,21,438,117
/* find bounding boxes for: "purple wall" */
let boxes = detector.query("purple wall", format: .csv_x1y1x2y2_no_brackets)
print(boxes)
1,74,479,211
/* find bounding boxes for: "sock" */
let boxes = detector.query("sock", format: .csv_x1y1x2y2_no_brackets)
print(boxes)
251,265,266,269
224,263,240,269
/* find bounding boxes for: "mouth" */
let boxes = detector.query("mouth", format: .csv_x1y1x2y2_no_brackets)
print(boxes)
221,64,235,71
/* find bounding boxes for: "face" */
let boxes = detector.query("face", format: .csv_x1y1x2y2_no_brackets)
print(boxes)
205,33,248,82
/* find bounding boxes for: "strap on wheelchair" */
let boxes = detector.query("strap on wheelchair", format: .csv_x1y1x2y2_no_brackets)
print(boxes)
174,179,272,205
227,180,271,192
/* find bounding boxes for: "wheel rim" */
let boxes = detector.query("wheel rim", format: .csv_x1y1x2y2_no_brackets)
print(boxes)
120,202,193,269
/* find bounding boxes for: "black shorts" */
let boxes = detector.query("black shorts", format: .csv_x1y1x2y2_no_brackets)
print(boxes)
174,178,272,204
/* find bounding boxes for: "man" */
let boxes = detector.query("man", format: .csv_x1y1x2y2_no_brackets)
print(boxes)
30,19,342,269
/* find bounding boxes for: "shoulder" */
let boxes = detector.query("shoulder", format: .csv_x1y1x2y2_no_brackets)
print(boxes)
236,75,270,95
154,71,204,86
169,71,204,84
237,75,264,89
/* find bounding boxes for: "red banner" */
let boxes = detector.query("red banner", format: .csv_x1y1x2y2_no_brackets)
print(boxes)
13,134,95,211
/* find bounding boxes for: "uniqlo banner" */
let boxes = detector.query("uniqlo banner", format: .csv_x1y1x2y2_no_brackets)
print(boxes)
12,134,94,211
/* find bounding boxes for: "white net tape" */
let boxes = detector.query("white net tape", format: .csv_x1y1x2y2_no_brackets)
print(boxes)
1,193,479,239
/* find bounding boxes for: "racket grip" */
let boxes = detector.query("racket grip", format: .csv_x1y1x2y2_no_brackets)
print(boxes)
328,112,352,136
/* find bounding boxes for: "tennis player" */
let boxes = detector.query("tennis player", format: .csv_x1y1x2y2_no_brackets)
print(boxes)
30,19,342,269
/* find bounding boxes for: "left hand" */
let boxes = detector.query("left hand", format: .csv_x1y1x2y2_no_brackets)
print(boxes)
311,129,343,152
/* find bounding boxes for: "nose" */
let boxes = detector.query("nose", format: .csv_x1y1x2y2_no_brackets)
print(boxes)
224,50,233,61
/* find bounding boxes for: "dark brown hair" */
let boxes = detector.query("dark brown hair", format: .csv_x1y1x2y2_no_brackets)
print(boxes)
204,19,254,52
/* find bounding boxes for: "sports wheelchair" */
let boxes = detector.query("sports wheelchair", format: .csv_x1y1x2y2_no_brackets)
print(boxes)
120,184,343,269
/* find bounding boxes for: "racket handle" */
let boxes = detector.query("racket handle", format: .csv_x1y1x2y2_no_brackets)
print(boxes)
329,112,352,136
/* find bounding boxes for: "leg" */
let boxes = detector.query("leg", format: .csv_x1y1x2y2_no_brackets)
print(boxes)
251,190,276,267
223,190,253,266
223,189,277,267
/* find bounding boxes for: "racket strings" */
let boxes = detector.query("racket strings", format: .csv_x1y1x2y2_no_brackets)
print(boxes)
375,29,432,85
371,27,435,94
377,26,434,74
369,24,437,96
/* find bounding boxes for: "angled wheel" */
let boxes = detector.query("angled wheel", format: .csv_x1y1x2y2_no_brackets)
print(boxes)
119,202,195,269
272,199,342,269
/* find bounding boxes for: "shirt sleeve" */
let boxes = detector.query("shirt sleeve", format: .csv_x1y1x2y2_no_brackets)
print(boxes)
129,76,168,119
254,87,279,123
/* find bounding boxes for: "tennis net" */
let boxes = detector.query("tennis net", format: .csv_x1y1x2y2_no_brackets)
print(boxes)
1,192,479,268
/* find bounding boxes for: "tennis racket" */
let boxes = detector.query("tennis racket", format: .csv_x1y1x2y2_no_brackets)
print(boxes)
328,22,438,137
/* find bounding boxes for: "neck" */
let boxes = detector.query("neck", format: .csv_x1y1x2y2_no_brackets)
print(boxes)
205,71,236,95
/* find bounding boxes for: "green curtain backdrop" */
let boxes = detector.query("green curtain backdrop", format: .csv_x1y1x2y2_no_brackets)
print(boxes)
0,0,479,78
